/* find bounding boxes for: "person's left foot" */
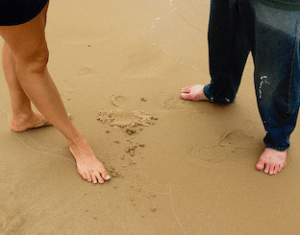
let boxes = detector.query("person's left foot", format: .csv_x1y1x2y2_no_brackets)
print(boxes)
69,133,110,184
10,112,52,132
256,148,287,175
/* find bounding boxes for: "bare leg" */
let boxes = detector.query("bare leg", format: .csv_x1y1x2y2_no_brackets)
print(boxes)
256,148,287,175
0,5,110,184
2,41,52,131
180,84,209,101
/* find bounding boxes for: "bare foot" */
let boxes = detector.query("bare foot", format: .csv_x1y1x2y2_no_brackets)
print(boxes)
11,112,71,132
256,148,287,175
10,112,52,132
180,84,209,101
69,134,110,184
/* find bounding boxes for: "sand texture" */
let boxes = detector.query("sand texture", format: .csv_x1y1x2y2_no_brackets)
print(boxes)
0,0,300,234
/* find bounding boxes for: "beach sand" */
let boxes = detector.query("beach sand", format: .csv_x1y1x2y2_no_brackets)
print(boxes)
0,0,300,234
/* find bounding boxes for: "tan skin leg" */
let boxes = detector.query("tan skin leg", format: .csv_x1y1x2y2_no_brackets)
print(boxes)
0,4,110,184
2,41,52,131
2,4,51,132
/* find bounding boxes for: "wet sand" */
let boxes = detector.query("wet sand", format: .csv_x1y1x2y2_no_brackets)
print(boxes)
0,0,300,234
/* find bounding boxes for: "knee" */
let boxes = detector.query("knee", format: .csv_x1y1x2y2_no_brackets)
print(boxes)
15,45,49,74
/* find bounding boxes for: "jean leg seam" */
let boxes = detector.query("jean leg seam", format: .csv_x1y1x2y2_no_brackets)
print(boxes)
288,38,296,115
275,14,300,150
287,16,300,115
209,1,241,102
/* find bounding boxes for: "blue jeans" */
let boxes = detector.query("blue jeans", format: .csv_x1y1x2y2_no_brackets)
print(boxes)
203,0,300,151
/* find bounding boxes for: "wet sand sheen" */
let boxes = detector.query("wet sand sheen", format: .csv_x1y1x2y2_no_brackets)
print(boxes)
0,0,300,234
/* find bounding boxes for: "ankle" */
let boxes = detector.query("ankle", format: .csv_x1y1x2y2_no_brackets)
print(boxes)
67,131,87,149
11,111,34,124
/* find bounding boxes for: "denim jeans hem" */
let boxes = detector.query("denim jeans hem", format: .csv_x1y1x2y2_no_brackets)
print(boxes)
264,143,289,152
203,84,235,104
203,84,213,102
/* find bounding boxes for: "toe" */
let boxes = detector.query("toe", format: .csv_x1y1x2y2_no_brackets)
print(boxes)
277,163,284,173
180,93,192,100
98,165,110,181
85,172,92,182
91,174,98,184
181,87,191,93
94,172,104,184
273,165,280,175
268,164,275,175
256,160,265,171
264,164,271,174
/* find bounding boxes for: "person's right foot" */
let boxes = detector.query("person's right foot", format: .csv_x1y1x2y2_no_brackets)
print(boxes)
10,112,71,132
180,84,209,101
10,112,52,132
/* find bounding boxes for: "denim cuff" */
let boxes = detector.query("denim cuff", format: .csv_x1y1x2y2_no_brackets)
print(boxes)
203,84,215,103
264,142,289,152
203,84,234,104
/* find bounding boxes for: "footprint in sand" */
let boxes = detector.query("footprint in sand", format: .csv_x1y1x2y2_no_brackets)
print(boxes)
78,67,91,76
6,215,25,233
62,76,78,101
110,95,130,109
0,214,6,231
0,211,25,234
188,144,227,165
163,98,196,110
63,87,77,101
187,130,257,165
219,129,257,149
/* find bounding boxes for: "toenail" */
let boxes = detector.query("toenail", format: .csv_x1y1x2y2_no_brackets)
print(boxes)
100,181,104,184
106,175,110,180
